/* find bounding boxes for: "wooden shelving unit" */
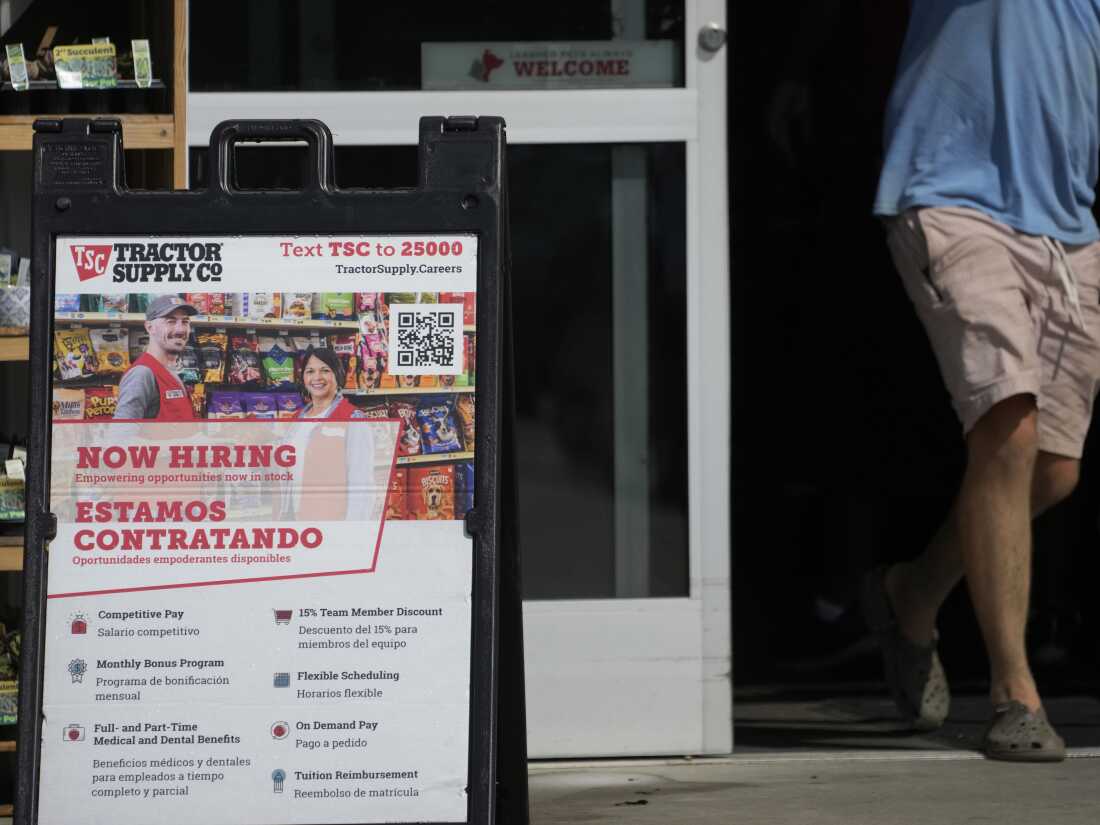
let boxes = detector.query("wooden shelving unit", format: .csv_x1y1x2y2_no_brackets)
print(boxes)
0,337,28,362
0,538,23,572
0,0,188,188
0,3,192,791
0,113,175,151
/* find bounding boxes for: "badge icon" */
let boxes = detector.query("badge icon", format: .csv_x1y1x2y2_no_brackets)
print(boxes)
272,769,286,793
273,672,290,688
68,658,87,684
273,609,292,625
70,613,87,635
271,721,289,739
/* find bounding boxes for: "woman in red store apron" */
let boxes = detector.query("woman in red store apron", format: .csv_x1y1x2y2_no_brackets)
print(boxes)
282,347,377,523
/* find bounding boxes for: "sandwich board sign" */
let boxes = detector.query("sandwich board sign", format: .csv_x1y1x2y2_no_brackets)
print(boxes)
16,117,526,825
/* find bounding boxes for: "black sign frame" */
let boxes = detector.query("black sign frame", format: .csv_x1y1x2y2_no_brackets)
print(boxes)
16,117,525,825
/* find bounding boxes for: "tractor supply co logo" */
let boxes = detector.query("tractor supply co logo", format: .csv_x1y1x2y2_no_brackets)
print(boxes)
69,242,224,284
70,244,113,281
469,48,504,82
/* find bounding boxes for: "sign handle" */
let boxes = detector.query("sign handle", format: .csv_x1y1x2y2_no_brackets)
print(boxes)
208,119,336,194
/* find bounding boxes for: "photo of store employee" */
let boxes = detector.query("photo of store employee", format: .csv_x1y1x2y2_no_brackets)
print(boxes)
282,346,378,522
114,295,197,421
297,346,367,420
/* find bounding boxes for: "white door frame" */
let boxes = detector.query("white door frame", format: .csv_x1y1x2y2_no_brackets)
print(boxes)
187,0,730,757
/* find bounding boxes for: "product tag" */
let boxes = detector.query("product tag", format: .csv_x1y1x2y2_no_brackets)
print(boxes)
54,43,117,89
16,259,29,288
131,39,151,87
4,460,24,482
0,252,13,286
11,446,26,463
5,44,28,91
92,37,110,45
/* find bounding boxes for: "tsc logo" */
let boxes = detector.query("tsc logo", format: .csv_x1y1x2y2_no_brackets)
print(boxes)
70,244,113,281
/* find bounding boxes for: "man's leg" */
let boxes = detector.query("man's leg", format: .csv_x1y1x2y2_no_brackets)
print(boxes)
885,394,1079,710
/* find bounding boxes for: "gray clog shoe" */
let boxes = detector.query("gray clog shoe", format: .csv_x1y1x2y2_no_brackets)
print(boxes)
861,566,950,731
984,701,1066,762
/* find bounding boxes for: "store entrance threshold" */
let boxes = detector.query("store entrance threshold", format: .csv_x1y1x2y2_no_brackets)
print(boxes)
733,682,1100,754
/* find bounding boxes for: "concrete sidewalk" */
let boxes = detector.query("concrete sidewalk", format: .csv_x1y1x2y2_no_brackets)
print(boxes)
530,750,1100,824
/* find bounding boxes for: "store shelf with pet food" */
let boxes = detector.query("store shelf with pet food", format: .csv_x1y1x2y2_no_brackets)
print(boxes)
0,337,28,362
396,451,475,467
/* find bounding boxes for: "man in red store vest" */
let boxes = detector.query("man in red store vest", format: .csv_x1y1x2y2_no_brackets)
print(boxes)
114,295,197,420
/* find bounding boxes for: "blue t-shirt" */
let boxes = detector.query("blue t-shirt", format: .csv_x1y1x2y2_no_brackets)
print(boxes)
874,0,1100,244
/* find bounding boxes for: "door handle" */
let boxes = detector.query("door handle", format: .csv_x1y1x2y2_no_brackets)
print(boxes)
698,22,727,53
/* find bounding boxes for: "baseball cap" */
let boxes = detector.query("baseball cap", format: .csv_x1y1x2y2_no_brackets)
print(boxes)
146,294,198,321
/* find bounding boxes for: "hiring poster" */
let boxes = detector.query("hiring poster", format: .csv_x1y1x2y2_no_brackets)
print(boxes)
40,235,479,824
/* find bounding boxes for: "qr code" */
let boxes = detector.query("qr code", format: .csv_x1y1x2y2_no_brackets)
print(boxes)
388,304,465,376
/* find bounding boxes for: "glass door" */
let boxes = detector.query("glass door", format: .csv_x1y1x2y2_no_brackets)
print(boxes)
188,0,730,757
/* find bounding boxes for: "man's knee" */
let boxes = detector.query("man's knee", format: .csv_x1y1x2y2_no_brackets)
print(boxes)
966,394,1039,473
1032,455,1080,515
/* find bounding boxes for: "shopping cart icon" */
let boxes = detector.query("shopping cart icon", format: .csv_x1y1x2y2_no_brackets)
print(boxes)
273,610,293,625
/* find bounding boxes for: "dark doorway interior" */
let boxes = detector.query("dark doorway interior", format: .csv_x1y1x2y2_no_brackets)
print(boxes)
729,1,1100,751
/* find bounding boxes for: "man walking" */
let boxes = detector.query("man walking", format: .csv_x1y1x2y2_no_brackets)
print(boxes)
114,295,198,421
867,0,1100,761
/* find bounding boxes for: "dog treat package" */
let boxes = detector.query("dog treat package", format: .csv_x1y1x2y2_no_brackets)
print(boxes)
258,334,296,387
207,391,245,419
356,292,382,315
274,392,304,419
52,388,85,421
358,353,383,389
242,392,278,420
454,461,475,517
89,327,130,375
54,328,99,380
416,397,463,455
384,468,408,521
439,292,476,326
84,386,118,420
177,342,203,385
54,294,81,313
282,293,313,319
467,333,476,385
232,292,282,320
197,331,228,383
185,292,227,316
311,292,355,320
408,465,455,521
94,294,129,314
454,393,475,449
190,383,206,418
389,400,422,456
184,293,210,315
359,401,390,420
228,333,263,386
330,334,358,389
397,375,419,389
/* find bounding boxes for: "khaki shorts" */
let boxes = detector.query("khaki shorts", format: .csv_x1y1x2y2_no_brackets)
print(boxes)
887,206,1100,459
